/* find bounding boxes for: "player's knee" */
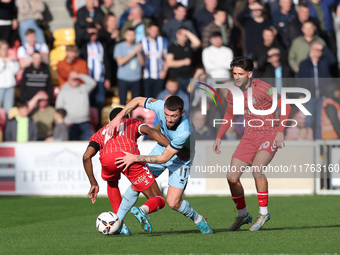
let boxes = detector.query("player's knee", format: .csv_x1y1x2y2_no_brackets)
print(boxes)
166,197,181,210
252,168,265,179
227,177,240,185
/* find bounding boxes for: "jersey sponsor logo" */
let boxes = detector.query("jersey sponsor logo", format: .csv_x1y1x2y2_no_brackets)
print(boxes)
132,174,148,185
267,87,273,96
133,169,153,186
148,98,157,104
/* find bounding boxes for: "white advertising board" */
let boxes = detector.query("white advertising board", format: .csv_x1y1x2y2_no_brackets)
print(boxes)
0,141,205,196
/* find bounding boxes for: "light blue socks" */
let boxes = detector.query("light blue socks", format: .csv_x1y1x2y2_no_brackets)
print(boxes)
117,185,139,221
177,200,199,222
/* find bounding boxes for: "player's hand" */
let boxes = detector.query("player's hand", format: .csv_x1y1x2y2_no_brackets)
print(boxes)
88,184,99,204
275,132,285,148
213,138,221,154
115,151,136,172
107,115,122,136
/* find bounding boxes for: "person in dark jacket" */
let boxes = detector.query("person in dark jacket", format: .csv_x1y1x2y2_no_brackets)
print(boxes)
282,3,319,50
256,47,294,93
75,0,105,47
20,51,53,104
0,0,18,44
297,42,337,139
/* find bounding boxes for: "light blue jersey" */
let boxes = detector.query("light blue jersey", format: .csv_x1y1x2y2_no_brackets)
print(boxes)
144,97,195,189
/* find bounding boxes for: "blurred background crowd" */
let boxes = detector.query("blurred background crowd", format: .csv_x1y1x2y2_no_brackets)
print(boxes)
0,0,340,142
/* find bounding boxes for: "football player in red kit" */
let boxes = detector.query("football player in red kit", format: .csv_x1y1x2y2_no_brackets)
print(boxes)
83,108,169,234
213,57,291,231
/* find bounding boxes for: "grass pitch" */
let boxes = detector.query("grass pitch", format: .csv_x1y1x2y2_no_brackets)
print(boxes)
1,195,340,255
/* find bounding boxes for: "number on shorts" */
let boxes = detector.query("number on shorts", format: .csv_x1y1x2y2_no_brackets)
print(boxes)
259,141,270,150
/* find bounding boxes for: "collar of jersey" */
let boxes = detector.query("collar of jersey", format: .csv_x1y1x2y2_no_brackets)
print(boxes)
241,78,253,92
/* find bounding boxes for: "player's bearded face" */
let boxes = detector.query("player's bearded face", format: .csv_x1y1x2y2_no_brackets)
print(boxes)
164,108,183,128
232,67,252,89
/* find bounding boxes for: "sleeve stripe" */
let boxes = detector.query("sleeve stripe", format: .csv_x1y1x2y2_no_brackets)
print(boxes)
138,123,148,135
144,97,151,108
170,143,181,151
88,141,100,152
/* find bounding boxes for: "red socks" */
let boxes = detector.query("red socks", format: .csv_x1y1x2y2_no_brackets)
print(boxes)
257,191,268,207
232,192,269,216
107,181,121,214
232,194,246,210
143,196,165,214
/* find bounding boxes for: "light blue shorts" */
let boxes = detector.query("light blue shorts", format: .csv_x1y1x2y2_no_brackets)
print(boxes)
147,144,192,190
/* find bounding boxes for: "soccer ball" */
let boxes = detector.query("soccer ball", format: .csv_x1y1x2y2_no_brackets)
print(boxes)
96,211,121,235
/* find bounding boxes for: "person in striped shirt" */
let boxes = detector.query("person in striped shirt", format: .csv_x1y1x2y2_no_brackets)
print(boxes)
141,22,168,98
83,107,170,234
213,57,291,231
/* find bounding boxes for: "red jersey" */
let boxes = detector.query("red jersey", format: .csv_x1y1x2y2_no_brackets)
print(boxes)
227,79,279,135
89,118,145,158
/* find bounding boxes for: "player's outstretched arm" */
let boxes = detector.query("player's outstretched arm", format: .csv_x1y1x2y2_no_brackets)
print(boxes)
107,97,147,136
116,145,178,171
140,125,190,161
83,146,99,204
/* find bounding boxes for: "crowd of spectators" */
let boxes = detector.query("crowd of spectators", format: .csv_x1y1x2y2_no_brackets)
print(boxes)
0,0,340,142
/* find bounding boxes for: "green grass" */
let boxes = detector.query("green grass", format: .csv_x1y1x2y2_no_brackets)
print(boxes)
1,195,340,255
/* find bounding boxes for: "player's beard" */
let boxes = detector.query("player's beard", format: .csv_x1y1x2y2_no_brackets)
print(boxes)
166,116,182,129
235,78,250,89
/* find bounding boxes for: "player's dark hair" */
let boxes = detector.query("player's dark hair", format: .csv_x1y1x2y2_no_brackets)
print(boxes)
109,107,123,121
56,108,67,119
136,115,145,122
230,56,254,71
164,96,184,113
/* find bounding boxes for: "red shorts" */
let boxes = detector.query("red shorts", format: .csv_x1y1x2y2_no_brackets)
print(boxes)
100,152,154,192
232,133,278,165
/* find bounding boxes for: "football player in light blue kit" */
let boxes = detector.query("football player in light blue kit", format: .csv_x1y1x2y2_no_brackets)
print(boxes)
108,96,213,234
